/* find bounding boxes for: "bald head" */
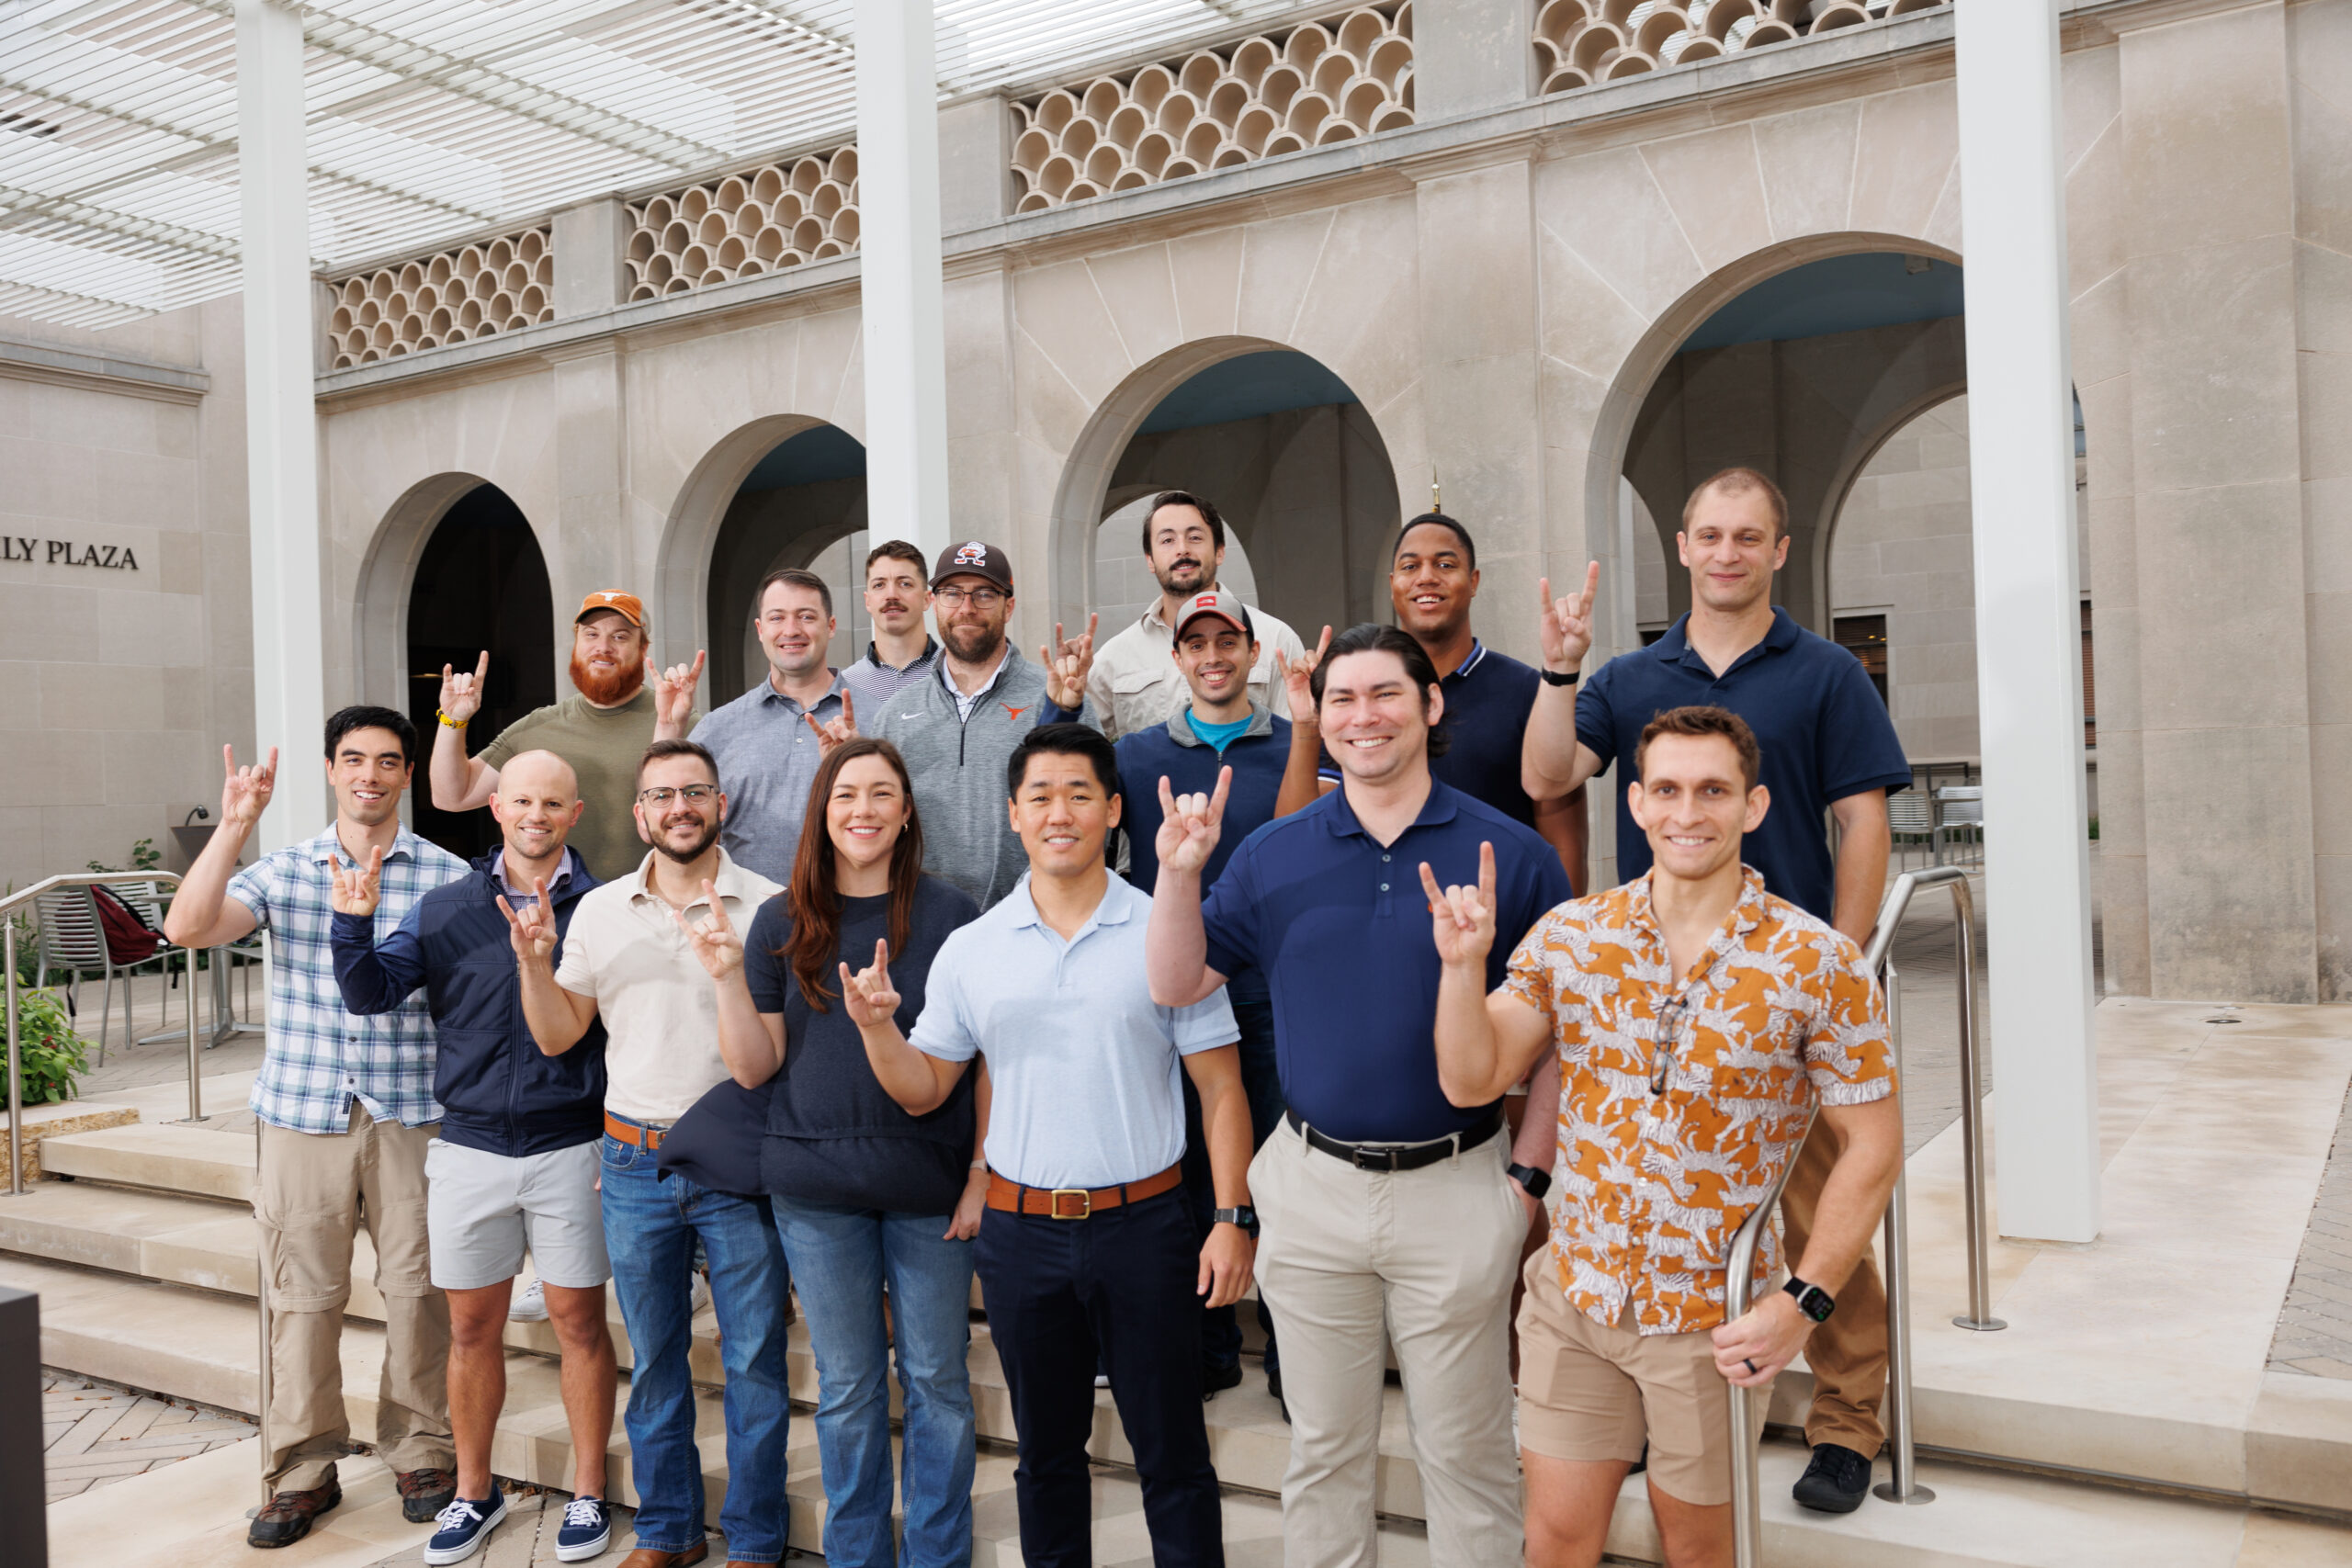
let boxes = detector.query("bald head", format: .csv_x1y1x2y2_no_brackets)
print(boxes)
489,750,584,868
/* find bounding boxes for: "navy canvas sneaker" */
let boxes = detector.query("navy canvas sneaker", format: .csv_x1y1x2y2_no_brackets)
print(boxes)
422,1493,506,1564
555,1495,612,1562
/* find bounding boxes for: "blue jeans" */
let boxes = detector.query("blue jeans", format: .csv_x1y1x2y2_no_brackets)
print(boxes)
600,1129,791,1561
771,1199,977,1568
1181,997,1283,1373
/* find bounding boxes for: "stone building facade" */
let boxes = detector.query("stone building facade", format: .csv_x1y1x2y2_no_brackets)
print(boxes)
2,0,2346,1003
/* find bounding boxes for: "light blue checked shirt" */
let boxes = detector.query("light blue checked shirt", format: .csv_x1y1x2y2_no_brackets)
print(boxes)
229,825,468,1134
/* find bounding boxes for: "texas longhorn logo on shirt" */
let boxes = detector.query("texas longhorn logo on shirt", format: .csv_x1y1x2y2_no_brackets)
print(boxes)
953,541,989,567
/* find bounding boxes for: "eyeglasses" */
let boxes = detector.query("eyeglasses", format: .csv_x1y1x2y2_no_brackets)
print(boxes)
933,586,1003,608
638,784,716,807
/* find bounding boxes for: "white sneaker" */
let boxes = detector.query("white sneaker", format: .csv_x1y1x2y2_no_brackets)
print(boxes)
508,1279,548,1322
690,1273,712,1315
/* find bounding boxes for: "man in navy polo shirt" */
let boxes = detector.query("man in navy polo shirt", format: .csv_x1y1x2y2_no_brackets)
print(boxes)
1148,624,1570,1568
1521,464,1912,1517
1112,589,1291,1407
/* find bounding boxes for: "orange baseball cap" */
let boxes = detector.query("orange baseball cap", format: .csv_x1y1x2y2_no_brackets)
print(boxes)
575,590,645,627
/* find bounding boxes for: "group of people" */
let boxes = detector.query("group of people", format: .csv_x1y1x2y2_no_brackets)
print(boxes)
162,467,1915,1568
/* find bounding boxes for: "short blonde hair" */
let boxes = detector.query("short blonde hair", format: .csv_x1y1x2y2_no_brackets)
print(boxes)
1682,467,1788,540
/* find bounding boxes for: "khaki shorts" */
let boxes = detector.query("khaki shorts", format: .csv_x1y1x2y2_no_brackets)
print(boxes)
1513,1248,1770,1506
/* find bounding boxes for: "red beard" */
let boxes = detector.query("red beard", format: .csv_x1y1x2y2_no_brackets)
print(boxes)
570,649,645,706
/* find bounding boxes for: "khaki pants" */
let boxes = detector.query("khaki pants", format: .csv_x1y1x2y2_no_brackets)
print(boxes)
1779,1113,1888,1454
1250,1120,1525,1568
255,1102,453,1489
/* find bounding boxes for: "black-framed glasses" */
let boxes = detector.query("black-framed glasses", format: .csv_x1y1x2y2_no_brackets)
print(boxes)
638,784,717,807
933,586,1003,608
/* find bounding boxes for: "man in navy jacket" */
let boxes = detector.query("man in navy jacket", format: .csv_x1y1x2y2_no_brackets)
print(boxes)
1111,591,1292,1409
332,750,619,1564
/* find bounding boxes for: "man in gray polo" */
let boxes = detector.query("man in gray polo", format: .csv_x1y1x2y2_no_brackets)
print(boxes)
665,567,849,886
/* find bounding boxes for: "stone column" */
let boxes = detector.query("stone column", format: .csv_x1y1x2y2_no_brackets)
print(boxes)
1413,152,1547,669
548,344,635,666
2115,2,2316,1001
551,198,631,319
937,96,1014,233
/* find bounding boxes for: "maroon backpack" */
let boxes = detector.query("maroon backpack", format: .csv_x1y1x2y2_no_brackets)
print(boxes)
91,886,165,965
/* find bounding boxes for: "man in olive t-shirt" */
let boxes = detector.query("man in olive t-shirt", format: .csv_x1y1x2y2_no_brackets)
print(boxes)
430,591,702,880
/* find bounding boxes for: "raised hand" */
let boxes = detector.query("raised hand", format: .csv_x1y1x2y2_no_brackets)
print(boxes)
839,939,900,1029
652,649,707,729
1420,840,1499,970
1273,625,1332,720
497,876,560,967
220,744,279,830
806,686,857,754
331,846,385,918
1156,767,1231,878
440,650,490,725
1041,613,1099,710
1537,562,1602,676
674,879,745,979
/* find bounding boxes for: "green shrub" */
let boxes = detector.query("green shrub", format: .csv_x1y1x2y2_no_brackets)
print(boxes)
86,838,161,874
9,987,88,1105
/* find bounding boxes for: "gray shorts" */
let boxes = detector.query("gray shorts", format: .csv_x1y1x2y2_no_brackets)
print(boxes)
424,1137,608,1292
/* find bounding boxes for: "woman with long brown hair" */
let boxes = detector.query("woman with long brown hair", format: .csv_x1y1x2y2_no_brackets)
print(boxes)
675,735,984,1567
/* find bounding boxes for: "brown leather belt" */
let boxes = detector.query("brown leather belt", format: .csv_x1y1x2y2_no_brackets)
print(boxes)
604,1112,672,1151
984,1162,1182,1219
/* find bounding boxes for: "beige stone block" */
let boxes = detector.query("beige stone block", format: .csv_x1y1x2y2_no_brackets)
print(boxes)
1013,257,1135,409
2064,92,2128,302
1234,207,1341,349
1639,124,1772,279
2063,37,2124,174
2307,475,2352,603
2135,479,2308,731
2299,346,2352,484
1084,243,1184,376
1753,101,1860,243
38,661,168,732
1167,223,1244,341
0,660,38,732
2142,719,2317,1002
792,306,864,432
1292,193,1421,412
101,726,211,807
1535,220,1650,381
0,726,100,807
2119,3,2293,254
1415,164,1534,365
1848,79,1958,243
1532,145,1702,323
1009,316,1096,454
2313,846,2352,1000
2293,10,2352,253
2306,591,2352,726
2101,845,2152,995
1921,155,1963,256
2248,1371,2352,1513
2070,267,2132,396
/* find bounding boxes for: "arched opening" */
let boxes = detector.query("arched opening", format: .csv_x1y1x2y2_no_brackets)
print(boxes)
1051,340,1401,637
402,482,555,859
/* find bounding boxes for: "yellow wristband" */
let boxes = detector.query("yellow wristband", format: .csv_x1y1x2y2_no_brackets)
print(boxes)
436,709,469,729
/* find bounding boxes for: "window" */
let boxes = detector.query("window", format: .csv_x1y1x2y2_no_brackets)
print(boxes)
2082,600,2097,748
1834,615,1890,706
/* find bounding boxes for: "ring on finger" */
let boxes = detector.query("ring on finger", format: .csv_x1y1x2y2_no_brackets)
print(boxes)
1743,1358,1759,1375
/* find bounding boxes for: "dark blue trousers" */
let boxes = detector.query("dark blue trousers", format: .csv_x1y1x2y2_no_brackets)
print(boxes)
974,1187,1223,1568
1180,998,1283,1376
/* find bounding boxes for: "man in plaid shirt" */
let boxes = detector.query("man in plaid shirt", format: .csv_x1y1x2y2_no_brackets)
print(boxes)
167,705,469,1550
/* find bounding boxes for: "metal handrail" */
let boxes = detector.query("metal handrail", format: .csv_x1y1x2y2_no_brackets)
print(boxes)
1725,864,1998,1565
4,871,209,1197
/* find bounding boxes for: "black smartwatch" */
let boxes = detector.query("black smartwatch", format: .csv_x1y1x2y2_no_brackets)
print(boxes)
1211,1205,1261,1239
1506,1162,1552,1201
1540,667,1579,688
1783,1275,1835,1323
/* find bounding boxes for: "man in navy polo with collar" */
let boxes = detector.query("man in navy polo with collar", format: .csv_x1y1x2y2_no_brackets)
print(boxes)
1111,589,1291,1407
1521,464,1913,1517
1148,624,1570,1568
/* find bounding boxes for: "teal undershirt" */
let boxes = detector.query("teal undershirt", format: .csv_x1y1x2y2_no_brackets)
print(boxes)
1188,708,1252,753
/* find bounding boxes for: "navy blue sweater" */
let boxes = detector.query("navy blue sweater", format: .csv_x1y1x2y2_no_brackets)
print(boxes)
332,854,607,1157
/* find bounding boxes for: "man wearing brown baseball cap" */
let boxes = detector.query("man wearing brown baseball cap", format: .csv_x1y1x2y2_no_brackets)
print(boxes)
431,591,705,881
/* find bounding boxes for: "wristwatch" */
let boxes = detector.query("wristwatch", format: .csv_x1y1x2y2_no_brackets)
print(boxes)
1783,1275,1836,1323
1506,1162,1552,1201
1211,1205,1261,1239
1540,667,1579,688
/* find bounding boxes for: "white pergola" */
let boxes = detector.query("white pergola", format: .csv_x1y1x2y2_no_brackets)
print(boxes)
0,0,2100,1245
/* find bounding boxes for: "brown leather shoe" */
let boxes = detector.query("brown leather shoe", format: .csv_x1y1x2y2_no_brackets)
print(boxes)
395,1467,458,1524
247,1472,342,1549
616,1545,708,1568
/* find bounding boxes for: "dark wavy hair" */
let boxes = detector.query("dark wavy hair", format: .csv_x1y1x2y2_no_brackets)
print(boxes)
781,737,925,1011
1307,623,1451,759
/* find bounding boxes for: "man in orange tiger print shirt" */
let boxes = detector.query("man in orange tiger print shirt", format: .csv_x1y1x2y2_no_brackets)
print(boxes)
1426,705,1903,1568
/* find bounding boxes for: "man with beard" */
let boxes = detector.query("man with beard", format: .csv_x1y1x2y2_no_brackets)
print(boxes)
673,568,851,885
506,739,792,1568
839,539,940,705
164,707,469,1549
434,592,703,882
859,541,1100,908
1087,491,1307,741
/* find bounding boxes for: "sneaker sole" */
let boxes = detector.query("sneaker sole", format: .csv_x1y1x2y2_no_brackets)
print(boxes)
420,1499,507,1565
554,1526,613,1562
1792,1486,1868,1516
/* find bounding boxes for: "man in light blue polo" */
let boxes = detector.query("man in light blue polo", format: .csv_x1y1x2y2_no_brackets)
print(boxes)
845,722,1257,1567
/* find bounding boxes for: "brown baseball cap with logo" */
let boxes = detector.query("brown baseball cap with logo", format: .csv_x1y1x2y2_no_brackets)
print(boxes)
931,541,1014,594
575,590,646,627
1173,588,1252,640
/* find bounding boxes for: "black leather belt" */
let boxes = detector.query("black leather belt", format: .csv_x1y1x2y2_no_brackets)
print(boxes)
1285,1110,1503,1172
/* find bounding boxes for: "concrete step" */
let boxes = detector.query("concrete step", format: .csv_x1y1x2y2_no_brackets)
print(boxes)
15,1251,2345,1567
39,1121,254,1202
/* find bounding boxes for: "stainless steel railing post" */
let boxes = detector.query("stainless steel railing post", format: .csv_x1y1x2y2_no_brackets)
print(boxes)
6,922,21,1200
184,944,204,1122
1725,1100,1816,1568
1948,874,2005,1333
1871,962,1934,1505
